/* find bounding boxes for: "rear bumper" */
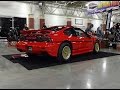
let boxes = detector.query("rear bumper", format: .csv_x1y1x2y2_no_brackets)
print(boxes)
16,41,60,57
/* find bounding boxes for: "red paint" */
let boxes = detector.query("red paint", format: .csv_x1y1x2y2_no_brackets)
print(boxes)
100,41,106,48
117,45,120,50
40,19,45,29
111,1,119,6
16,26,99,57
29,18,34,29
98,1,119,9
67,21,71,26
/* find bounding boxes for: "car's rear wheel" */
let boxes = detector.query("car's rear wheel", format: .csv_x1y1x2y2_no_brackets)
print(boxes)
57,43,72,62
93,42,100,53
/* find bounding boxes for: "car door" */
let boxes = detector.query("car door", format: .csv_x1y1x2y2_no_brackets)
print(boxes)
74,28,93,52
64,28,80,51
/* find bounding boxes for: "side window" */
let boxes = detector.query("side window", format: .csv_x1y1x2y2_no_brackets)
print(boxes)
64,29,72,36
74,28,87,37
64,28,76,36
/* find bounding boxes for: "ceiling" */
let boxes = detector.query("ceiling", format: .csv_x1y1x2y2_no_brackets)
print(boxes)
19,1,89,8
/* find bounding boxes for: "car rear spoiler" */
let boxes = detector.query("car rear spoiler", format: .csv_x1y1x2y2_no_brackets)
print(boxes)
20,30,41,35
20,29,51,35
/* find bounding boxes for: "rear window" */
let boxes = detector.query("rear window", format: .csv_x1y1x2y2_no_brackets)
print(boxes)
42,26,65,31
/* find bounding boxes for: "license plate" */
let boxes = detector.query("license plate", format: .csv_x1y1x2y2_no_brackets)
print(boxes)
28,47,32,51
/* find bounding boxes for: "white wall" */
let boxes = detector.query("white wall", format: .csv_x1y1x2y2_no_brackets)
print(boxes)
0,1,30,17
45,14,88,30
91,19,103,31
45,14,67,27
32,5,41,29
45,14,103,31
71,17,88,30
0,1,41,29
0,1,103,30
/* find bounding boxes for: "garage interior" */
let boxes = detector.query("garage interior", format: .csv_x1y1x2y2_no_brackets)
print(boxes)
0,1,120,89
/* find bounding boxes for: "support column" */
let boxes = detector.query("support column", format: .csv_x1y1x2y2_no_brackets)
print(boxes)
40,15,45,29
67,18,71,26
102,13,107,32
101,13,109,48
28,14,34,29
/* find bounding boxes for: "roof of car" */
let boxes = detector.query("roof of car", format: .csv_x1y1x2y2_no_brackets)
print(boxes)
49,25,73,28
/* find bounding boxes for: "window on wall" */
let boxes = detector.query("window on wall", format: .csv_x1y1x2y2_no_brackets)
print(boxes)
0,17,26,37
75,19,83,25
0,18,12,37
14,17,26,30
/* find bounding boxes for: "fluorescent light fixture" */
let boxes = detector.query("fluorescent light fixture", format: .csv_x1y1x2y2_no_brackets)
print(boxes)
39,2,42,6
85,3,89,7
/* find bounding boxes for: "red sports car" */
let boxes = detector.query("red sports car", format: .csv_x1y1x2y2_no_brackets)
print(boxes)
16,26,100,62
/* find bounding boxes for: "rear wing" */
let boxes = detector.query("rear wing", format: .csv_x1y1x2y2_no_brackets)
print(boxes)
20,29,52,36
20,30,40,35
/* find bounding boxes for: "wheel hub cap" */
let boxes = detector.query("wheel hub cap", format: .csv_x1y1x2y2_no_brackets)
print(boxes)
95,43,99,52
62,46,71,60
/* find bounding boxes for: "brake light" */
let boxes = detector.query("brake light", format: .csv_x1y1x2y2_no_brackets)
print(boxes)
37,35,52,42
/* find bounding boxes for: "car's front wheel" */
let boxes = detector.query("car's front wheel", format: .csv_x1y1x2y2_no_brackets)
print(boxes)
57,43,72,62
93,42,100,53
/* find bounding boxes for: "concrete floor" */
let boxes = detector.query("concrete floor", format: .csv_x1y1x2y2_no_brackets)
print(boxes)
0,41,120,89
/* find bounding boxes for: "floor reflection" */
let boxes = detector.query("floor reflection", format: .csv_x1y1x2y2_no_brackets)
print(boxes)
103,58,107,73
86,79,92,89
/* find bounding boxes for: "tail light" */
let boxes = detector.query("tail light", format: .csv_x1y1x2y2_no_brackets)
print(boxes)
37,35,52,42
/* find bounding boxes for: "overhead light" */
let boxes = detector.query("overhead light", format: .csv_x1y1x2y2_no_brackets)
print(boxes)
39,2,42,6
61,1,66,2
85,3,89,7
70,1,76,4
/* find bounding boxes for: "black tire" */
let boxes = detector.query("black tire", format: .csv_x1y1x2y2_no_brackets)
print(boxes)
93,42,100,53
57,43,72,62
